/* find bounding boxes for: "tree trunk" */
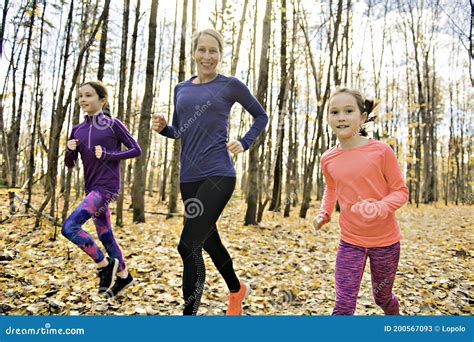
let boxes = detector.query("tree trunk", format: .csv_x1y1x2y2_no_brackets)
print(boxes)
230,0,248,76
117,0,140,224
269,0,288,212
97,1,110,81
244,0,271,225
167,0,188,218
160,0,179,202
0,0,9,59
284,4,298,217
8,0,37,214
26,1,46,211
115,0,130,227
132,0,158,222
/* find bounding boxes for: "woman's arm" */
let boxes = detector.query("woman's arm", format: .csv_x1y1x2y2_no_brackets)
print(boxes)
159,86,181,139
231,78,268,150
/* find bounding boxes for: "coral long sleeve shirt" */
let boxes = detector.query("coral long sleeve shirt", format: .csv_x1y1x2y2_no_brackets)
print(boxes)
318,138,408,247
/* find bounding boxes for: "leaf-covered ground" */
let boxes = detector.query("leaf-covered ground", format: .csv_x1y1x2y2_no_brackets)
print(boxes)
0,192,472,316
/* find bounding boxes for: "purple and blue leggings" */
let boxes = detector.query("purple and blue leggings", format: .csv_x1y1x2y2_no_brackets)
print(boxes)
333,240,400,315
61,190,125,272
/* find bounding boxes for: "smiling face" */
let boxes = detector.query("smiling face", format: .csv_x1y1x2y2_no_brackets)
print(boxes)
193,34,221,78
78,84,106,115
328,92,368,141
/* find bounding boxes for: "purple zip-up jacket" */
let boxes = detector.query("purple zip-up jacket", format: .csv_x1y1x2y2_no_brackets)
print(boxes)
65,112,142,194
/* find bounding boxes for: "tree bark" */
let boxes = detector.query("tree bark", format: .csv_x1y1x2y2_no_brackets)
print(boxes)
97,1,110,81
269,0,288,212
26,1,46,211
8,0,37,214
115,0,130,227
244,0,271,225
132,0,158,222
167,0,188,218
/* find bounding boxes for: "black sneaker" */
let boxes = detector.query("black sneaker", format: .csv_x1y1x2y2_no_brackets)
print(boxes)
104,273,134,298
98,257,119,294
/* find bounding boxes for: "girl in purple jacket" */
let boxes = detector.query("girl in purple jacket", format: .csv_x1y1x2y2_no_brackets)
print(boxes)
63,81,141,298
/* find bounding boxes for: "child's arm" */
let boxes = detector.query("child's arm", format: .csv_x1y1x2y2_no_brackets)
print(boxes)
65,128,78,168
314,158,337,228
352,145,408,219
379,144,409,212
101,120,142,161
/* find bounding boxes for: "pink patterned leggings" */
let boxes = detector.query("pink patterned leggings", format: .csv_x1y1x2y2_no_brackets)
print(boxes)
333,240,400,315
62,190,125,272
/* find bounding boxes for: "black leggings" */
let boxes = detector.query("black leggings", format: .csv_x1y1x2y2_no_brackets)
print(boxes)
178,176,240,315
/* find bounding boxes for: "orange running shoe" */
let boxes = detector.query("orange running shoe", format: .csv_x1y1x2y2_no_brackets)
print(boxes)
226,280,250,315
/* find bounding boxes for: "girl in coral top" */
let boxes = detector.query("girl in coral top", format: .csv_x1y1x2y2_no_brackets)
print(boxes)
313,88,408,315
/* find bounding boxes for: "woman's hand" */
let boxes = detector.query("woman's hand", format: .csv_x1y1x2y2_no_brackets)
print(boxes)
152,114,167,133
95,145,103,159
227,140,244,154
67,139,79,151
312,215,325,231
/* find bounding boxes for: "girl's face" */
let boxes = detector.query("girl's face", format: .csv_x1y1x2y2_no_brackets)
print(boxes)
328,92,367,140
78,84,106,115
193,34,221,77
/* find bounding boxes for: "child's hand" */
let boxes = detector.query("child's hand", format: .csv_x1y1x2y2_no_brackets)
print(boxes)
95,145,103,159
227,140,244,154
67,139,79,151
312,215,325,231
152,114,167,132
351,196,388,221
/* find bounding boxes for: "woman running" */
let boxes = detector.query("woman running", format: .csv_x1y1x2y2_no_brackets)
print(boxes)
152,29,268,315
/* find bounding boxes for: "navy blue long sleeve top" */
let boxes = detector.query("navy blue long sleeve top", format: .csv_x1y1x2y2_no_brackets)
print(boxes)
160,74,268,183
